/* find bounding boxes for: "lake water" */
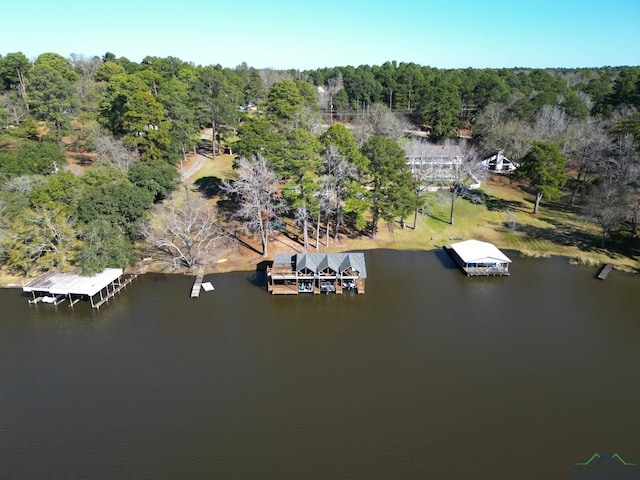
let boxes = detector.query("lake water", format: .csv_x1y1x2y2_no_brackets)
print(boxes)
1,250,639,479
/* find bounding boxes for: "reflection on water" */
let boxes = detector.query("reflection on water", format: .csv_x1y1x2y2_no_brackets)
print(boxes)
1,250,638,480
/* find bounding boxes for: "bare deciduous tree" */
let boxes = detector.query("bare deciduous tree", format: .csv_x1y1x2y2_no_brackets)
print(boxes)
533,105,567,142
403,138,436,229
259,69,294,93
2,175,47,194
142,195,231,270
93,131,139,170
222,156,286,257
294,205,311,252
565,118,610,204
317,74,343,113
350,118,374,148
405,139,487,226
447,140,488,225
290,105,323,134
321,145,356,242
588,177,627,247
479,119,533,163
612,134,640,232
0,92,29,125
474,102,509,137
366,103,411,142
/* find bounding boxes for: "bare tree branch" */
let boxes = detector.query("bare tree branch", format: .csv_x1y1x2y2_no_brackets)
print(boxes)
221,156,286,257
142,195,231,270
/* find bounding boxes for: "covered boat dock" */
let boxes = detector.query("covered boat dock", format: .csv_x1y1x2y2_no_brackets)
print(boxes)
23,268,137,309
267,253,367,295
445,239,511,276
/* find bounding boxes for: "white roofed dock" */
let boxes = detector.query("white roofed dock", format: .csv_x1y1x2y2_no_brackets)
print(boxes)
23,268,138,308
445,240,512,276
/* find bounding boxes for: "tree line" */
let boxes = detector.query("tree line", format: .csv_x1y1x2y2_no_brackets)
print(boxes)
0,51,638,275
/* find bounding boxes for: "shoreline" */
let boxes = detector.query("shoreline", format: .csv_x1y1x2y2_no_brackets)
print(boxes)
2,171,638,288
3,243,637,289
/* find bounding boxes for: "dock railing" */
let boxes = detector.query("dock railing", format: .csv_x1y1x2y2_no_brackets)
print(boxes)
463,266,509,276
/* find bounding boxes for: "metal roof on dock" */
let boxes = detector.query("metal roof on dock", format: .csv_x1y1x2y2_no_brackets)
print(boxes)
449,240,511,264
274,253,367,278
23,268,124,297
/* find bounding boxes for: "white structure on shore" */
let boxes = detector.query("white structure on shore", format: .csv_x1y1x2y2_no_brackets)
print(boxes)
404,142,482,190
481,151,518,172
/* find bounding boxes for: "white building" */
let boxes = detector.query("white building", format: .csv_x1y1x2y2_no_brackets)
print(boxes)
405,142,481,190
446,239,512,276
481,151,518,172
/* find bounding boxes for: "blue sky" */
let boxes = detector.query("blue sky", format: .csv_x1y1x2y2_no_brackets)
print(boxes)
2,0,639,69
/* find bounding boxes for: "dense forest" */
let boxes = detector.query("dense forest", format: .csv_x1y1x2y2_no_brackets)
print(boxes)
0,51,639,276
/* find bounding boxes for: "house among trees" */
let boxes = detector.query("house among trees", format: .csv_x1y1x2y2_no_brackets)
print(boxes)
481,151,518,171
405,142,481,190
445,239,512,276
267,252,367,295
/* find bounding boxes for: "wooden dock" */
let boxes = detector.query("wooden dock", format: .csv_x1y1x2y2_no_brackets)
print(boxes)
93,274,138,309
443,245,510,277
191,268,205,298
596,263,614,280
271,283,299,295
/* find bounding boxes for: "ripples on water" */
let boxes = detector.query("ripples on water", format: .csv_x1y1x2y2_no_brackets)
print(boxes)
1,250,638,480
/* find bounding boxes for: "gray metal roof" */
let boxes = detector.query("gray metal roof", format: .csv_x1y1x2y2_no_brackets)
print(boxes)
272,253,367,278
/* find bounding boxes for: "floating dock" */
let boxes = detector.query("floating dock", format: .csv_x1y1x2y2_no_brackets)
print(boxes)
596,263,614,280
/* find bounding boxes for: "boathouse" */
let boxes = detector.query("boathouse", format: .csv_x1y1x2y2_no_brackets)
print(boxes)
23,268,136,309
267,252,367,295
446,239,511,276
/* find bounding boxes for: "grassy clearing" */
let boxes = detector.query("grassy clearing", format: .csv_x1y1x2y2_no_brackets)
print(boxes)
0,271,25,287
181,164,638,273
191,154,236,182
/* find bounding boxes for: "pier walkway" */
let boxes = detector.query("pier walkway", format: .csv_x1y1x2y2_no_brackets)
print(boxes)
596,263,614,280
191,267,205,298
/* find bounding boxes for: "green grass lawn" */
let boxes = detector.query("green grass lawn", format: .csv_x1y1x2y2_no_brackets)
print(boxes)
343,178,639,272
180,160,639,273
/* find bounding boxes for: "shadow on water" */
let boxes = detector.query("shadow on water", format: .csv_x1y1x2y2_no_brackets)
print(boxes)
434,248,459,270
249,268,268,287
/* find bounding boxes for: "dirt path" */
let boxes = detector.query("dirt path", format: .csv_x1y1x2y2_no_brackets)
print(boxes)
180,128,214,182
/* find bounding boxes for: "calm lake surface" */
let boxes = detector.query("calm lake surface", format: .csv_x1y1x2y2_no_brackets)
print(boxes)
1,250,639,480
